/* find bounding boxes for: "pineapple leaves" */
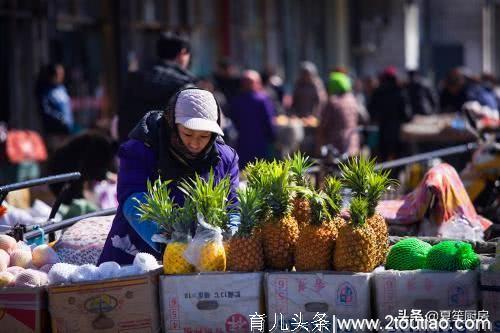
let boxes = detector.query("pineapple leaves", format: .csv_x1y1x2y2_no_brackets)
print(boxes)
349,196,369,226
340,156,399,216
288,152,315,188
323,176,343,216
134,177,176,228
236,187,263,237
178,169,234,229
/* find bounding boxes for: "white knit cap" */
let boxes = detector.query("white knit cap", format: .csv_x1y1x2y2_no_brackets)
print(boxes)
174,89,224,136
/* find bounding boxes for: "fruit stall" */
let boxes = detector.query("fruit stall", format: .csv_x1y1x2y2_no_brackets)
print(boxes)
0,154,498,332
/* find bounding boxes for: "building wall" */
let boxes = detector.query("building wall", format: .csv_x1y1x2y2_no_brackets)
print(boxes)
428,0,483,76
354,0,406,77
353,0,491,80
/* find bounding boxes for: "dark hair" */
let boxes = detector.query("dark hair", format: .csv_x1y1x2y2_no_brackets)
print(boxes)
35,63,62,95
48,130,116,203
156,32,191,60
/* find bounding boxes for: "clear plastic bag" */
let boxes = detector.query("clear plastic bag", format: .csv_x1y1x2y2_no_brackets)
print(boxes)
438,215,484,242
183,213,226,272
161,220,194,275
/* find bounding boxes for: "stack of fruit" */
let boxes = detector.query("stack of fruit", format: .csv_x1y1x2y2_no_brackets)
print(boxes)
0,235,60,287
386,238,480,271
139,152,399,274
137,171,234,274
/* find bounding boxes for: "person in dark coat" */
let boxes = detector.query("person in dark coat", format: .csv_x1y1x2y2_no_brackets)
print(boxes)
229,70,276,167
369,66,412,161
118,32,197,142
406,70,437,115
439,68,467,113
99,88,240,265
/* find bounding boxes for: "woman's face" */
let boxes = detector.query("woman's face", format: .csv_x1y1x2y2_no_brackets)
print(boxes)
177,124,212,154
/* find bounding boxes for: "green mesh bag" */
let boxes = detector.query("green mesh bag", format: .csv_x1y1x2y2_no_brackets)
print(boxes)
385,238,432,270
425,241,480,271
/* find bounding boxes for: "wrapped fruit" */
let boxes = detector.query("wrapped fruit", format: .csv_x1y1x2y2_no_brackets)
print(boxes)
48,263,78,285
10,250,32,268
179,171,232,272
32,244,59,268
134,177,194,275
0,249,10,271
0,235,17,253
425,240,480,271
0,271,14,287
163,219,195,274
386,238,432,270
6,266,24,277
15,269,46,287
133,252,160,273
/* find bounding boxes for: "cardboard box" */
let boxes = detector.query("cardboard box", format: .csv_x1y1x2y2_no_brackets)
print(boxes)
160,272,263,332
265,272,372,332
373,269,479,332
480,269,500,332
0,286,49,333
48,269,161,333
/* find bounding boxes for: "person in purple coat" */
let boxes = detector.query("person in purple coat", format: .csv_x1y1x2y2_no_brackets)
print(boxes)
98,88,240,265
229,70,277,167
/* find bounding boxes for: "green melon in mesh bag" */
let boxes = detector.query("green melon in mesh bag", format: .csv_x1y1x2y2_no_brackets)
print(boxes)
425,241,480,271
385,238,432,270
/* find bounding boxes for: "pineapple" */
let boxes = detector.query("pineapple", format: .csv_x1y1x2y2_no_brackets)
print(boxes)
226,187,265,271
179,170,233,272
340,157,398,266
135,177,194,274
288,152,315,229
163,219,195,274
333,196,378,272
295,190,338,271
260,161,299,270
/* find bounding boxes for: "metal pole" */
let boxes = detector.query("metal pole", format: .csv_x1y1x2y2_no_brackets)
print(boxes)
374,143,478,170
0,172,81,204
23,208,117,241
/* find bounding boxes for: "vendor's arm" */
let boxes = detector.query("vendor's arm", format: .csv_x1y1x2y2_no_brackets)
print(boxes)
123,192,161,252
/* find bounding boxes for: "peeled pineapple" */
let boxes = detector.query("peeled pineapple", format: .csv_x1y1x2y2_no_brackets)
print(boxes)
199,242,226,271
163,242,194,274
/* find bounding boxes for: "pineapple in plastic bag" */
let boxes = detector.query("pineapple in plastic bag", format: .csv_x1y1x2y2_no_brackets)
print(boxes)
180,171,234,272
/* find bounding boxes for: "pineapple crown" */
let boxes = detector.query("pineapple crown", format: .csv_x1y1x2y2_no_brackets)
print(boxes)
340,156,398,216
288,152,315,189
262,160,293,219
134,177,176,229
306,190,332,226
323,176,343,216
244,159,270,188
349,196,369,227
365,170,398,216
235,187,263,237
178,169,234,229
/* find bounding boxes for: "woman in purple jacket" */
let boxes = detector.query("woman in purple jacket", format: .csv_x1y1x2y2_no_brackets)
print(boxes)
98,88,240,265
